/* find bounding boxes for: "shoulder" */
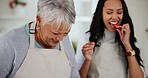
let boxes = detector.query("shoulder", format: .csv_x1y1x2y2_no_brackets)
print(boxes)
0,26,27,53
5,26,27,40
0,26,29,78
82,32,90,41
77,33,90,47
83,32,90,41
1,26,29,50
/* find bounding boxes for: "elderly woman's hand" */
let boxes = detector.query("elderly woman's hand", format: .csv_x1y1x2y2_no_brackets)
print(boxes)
82,42,95,61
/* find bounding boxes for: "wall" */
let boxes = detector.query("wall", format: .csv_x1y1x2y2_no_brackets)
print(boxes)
144,0,148,76
0,0,38,36
69,0,93,42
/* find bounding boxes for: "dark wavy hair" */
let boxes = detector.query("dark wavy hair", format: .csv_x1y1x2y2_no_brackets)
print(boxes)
88,0,143,67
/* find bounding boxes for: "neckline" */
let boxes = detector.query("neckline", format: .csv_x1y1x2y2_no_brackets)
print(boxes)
102,29,116,43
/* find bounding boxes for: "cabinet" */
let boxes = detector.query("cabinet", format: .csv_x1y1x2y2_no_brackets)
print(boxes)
69,0,97,43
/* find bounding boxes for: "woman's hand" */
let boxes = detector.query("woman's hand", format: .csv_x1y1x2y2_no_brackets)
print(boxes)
116,23,131,46
82,42,95,61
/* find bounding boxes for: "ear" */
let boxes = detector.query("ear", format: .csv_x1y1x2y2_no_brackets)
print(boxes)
36,16,41,28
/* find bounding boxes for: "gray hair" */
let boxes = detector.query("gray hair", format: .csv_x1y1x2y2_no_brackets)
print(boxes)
37,0,76,29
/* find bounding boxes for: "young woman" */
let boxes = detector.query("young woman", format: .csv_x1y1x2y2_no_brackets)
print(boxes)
76,0,146,78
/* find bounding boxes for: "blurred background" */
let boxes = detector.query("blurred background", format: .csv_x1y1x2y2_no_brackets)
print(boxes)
0,0,148,77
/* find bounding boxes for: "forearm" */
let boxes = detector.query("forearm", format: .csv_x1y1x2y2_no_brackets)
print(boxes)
128,56,144,78
125,44,144,78
79,60,91,78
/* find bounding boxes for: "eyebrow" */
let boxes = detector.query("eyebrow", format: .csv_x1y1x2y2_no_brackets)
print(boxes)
51,29,70,34
50,30,57,33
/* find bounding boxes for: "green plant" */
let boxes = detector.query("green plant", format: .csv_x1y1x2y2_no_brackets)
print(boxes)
72,41,77,53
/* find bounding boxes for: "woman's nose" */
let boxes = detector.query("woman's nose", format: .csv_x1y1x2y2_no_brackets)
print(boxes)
112,13,118,20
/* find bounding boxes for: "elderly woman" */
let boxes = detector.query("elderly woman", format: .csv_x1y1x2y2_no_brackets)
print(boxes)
0,0,80,78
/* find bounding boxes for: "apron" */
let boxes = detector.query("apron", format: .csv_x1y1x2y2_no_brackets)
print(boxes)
88,39,127,78
13,23,71,78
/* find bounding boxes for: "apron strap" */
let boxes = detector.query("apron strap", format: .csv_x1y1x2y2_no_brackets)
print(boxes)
59,41,64,51
29,22,36,34
29,22,36,48
60,41,71,65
